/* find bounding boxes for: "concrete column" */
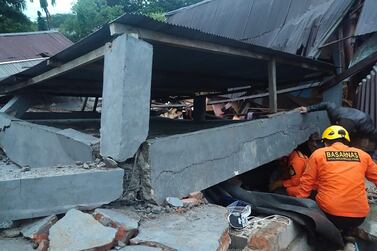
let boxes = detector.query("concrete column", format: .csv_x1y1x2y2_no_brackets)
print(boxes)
193,96,206,121
100,34,153,161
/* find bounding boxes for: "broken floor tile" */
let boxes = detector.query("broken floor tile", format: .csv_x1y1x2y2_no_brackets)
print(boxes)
21,215,58,240
49,209,117,251
131,204,230,251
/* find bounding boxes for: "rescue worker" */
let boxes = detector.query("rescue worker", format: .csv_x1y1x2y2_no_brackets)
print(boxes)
269,143,310,196
297,102,377,142
296,125,377,238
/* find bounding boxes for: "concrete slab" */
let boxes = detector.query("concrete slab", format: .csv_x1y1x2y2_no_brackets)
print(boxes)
131,204,230,251
21,215,58,239
49,209,117,251
0,237,34,251
94,208,140,230
0,113,99,168
138,111,329,203
0,164,124,221
101,34,153,162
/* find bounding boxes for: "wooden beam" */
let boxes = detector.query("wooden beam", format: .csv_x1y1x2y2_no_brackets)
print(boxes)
3,46,106,94
208,82,321,104
268,59,277,113
109,23,332,73
319,50,377,92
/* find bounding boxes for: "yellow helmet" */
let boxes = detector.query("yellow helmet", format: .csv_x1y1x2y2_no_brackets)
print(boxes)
322,125,350,142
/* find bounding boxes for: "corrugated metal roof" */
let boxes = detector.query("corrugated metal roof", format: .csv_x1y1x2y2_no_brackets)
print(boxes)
0,31,73,63
355,0,377,36
0,14,334,96
356,64,377,128
0,58,45,79
166,0,354,58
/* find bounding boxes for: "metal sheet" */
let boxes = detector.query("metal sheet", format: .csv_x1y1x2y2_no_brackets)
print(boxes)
356,64,377,128
0,31,72,63
0,59,45,79
166,0,354,58
0,14,334,96
355,0,377,36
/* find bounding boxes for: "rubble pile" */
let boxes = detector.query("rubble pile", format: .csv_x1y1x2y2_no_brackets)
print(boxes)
0,193,231,251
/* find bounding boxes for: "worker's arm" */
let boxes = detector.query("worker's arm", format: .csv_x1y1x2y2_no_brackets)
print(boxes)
283,158,306,188
365,155,377,184
295,157,318,198
306,102,336,113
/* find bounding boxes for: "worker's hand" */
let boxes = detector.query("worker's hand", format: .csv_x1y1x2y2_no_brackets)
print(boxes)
269,180,283,191
296,106,308,113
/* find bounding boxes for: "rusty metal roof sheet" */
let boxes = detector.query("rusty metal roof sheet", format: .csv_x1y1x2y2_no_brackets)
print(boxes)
355,0,377,36
166,0,354,58
0,31,72,63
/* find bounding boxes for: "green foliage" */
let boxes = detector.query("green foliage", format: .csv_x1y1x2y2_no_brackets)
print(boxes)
59,0,123,42
0,0,35,33
37,10,47,30
50,13,74,29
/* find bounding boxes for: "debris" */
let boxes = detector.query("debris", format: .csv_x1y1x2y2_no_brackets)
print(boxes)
98,162,107,168
94,208,140,244
37,239,49,251
49,209,117,251
117,245,163,250
0,237,34,251
75,161,83,166
182,198,202,207
95,158,101,164
21,215,58,240
131,205,230,251
1,228,21,238
0,220,13,229
21,166,31,172
104,157,118,168
165,197,183,208
83,163,90,169
188,192,203,200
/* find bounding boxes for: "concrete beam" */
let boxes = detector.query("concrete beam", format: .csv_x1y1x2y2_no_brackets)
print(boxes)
0,113,99,168
100,34,153,161
0,165,124,221
268,59,277,113
0,95,37,118
138,111,330,204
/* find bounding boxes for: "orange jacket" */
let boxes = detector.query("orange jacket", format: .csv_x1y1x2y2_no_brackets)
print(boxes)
296,142,377,217
283,150,308,196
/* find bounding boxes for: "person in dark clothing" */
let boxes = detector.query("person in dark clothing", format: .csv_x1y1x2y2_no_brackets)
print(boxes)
298,102,377,142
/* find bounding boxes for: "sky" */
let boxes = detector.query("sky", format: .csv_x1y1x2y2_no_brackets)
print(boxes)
24,0,77,21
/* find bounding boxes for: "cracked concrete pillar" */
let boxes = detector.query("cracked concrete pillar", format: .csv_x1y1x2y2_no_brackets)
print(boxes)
100,34,153,162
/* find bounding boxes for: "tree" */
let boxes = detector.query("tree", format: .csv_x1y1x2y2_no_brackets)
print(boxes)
60,0,123,42
0,0,35,33
30,0,56,30
37,10,47,31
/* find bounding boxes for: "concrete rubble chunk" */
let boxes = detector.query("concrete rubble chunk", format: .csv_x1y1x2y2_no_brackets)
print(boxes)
94,208,140,230
1,227,21,238
117,245,162,251
131,204,230,251
21,215,58,240
0,165,124,221
229,215,304,251
0,237,35,251
165,197,183,208
49,209,117,251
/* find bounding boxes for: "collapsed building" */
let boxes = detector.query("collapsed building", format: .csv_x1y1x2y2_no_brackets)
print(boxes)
1,0,377,249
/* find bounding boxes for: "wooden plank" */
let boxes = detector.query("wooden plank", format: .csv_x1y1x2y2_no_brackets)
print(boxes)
320,50,377,92
268,59,277,113
2,46,106,94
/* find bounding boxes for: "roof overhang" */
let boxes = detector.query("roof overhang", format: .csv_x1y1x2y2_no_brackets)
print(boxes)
0,14,335,98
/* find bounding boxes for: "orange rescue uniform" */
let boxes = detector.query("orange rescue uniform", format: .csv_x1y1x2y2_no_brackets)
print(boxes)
283,150,308,196
296,142,377,217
